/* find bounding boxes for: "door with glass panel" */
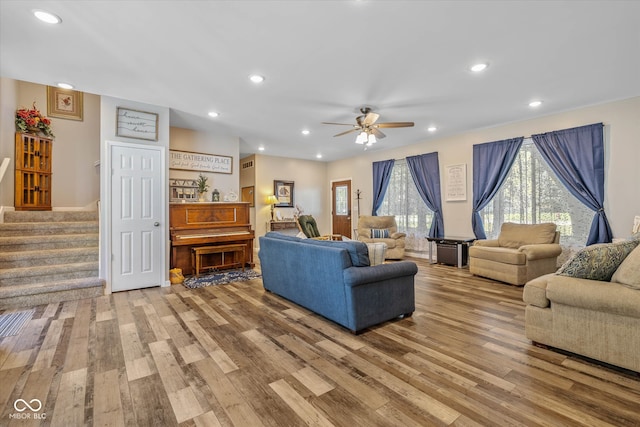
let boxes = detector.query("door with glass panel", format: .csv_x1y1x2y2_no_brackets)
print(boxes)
332,180,352,238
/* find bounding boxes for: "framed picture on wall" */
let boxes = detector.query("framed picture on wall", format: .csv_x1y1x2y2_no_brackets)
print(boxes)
274,180,294,207
47,86,83,121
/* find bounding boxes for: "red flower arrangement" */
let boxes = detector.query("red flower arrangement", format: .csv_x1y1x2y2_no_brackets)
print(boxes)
15,102,54,137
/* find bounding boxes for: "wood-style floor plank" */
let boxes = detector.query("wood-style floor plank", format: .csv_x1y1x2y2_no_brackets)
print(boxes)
1,257,639,426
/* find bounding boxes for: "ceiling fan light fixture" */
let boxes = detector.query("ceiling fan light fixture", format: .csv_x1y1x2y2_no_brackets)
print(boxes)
367,134,377,145
355,131,368,144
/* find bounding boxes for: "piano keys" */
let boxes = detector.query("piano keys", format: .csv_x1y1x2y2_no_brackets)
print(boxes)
170,202,255,275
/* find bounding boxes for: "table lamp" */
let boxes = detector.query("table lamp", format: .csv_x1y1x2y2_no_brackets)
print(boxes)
266,195,279,220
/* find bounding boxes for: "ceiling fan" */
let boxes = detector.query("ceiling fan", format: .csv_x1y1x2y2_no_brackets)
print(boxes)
322,107,414,145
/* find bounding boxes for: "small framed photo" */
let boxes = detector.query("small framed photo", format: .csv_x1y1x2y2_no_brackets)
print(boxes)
47,86,83,121
274,180,294,207
116,107,158,141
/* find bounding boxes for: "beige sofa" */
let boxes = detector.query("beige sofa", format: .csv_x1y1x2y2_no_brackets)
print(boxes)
469,222,562,285
523,239,640,372
357,216,406,259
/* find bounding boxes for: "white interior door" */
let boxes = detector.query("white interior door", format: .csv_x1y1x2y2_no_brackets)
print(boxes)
111,144,164,292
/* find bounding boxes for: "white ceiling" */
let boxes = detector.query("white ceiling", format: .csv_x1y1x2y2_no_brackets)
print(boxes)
1,1,639,162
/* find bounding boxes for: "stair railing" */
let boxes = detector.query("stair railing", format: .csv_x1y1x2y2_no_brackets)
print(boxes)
0,158,9,184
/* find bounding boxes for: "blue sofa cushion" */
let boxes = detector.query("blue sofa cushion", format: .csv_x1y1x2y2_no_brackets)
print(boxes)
263,231,370,266
263,231,302,242
303,239,370,267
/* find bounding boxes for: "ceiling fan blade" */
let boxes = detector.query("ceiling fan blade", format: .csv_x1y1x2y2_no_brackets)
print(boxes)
375,122,415,128
322,122,356,126
333,128,361,137
370,128,386,139
362,112,380,126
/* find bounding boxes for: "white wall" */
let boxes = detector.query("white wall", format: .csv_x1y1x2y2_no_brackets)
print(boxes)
327,96,640,240
100,96,171,293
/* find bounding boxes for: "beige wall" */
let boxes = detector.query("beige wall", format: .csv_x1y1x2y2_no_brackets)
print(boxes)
169,127,240,202
0,78,19,209
3,77,638,243
327,96,640,240
254,154,328,237
0,79,101,209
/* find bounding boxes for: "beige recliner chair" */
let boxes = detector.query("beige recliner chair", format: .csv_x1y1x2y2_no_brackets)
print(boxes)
469,222,562,285
357,215,406,259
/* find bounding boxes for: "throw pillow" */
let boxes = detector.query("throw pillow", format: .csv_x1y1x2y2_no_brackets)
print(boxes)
556,239,640,281
611,244,640,289
371,228,390,239
366,243,387,266
498,222,557,249
305,239,370,267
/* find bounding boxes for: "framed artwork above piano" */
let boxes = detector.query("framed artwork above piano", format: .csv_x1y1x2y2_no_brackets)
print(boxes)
169,201,255,275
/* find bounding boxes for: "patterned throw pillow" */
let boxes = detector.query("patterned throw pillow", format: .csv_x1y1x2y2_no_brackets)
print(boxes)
557,239,640,281
371,228,390,238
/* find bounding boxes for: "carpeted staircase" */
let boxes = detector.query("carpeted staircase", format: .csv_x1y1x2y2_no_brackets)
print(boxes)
0,211,104,310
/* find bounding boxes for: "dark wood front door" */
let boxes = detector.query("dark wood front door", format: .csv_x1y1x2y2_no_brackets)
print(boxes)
332,180,352,238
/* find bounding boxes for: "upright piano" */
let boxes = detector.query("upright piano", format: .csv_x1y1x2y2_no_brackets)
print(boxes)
170,202,255,275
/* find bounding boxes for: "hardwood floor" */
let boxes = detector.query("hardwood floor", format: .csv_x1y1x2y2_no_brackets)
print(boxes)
1,257,639,426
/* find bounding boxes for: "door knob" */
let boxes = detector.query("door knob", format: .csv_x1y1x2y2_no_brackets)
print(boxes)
154,222,160,227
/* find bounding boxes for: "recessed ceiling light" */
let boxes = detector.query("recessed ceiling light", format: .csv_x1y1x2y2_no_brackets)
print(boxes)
33,10,62,24
529,100,543,108
316,154,322,159
470,63,488,72
57,82,74,89
249,74,265,84
427,126,437,132
207,111,219,118
258,146,265,151
301,129,310,135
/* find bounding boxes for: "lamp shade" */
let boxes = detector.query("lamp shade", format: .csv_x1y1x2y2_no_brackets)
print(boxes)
355,131,368,145
266,195,279,205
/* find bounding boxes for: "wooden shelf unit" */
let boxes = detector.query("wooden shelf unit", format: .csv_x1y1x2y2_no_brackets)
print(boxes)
15,132,53,211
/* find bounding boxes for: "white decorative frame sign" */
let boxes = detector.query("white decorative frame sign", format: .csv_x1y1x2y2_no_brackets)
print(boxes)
116,107,158,141
445,164,467,201
169,150,233,174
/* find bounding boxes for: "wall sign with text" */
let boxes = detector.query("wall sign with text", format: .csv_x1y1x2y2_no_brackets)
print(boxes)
116,107,158,141
169,150,233,174
445,164,467,201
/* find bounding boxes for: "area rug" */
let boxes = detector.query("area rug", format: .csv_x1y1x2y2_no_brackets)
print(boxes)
0,309,35,338
183,269,262,289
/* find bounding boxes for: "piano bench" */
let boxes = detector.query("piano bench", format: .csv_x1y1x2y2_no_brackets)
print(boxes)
191,244,246,277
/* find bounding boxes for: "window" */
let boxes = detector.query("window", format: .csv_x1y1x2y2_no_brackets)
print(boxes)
378,160,434,253
479,140,592,248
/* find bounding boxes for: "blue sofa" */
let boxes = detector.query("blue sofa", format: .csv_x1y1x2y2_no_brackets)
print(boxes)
258,232,418,333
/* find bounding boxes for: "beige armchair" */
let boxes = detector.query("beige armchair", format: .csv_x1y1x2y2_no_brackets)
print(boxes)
469,222,562,285
357,215,406,259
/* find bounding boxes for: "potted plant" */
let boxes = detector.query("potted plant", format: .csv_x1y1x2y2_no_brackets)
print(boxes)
196,174,209,202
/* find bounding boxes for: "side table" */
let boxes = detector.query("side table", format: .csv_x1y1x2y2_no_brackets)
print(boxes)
426,236,476,268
